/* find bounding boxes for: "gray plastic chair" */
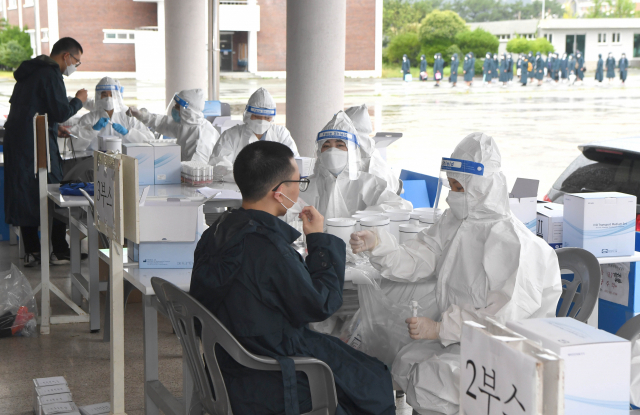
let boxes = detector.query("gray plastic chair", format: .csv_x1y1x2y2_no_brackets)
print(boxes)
555,247,601,322
150,277,338,415
616,314,640,341
396,179,404,196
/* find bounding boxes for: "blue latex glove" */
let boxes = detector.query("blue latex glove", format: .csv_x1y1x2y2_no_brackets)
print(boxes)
112,123,128,135
92,117,110,131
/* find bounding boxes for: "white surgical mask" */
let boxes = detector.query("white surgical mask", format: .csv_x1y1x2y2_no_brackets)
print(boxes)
277,192,306,215
98,97,114,111
320,148,348,177
247,118,271,136
63,56,77,77
446,191,467,220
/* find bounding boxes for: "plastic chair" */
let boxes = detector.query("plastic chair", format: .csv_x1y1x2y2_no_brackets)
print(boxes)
150,277,338,415
555,247,601,322
616,314,640,341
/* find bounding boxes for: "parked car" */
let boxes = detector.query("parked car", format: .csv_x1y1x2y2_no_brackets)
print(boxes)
545,136,640,230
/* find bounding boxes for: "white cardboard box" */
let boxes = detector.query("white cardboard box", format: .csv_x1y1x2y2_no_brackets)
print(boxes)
33,385,71,414
37,393,73,415
506,317,630,415
138,202,206,268
41,401,79,415
78,402,110,415
123,143,154,185
33,377,67,388
510,197,537,233
295,157,316,178
562,192,636,257
151,142,181,184
536,203,564,249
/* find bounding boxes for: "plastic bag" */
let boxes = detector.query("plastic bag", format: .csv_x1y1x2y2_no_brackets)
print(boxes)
0,264,38,338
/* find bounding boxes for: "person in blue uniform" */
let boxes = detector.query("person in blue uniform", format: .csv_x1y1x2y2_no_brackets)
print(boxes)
551,53,560,83
190,141,396,415
507,53,514,82
449,53,459,87
575,51,585,83
595,54,604,83
567,53,576,84
499,53,509,86
402,54,411,81
492,53,499,83
520,53,530,86
419,54,427,81
527,51,534,81
482,52,493,86
620,53,629,85
606,52,616,83
433,53,444,87
463,52,474,87
560,53,568,82
534,52,544,85
3,37,88,267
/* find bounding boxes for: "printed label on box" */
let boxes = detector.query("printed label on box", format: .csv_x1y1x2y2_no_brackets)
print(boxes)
600,262,630,307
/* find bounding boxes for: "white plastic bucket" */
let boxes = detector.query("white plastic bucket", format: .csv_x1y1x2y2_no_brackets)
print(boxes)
351,213,371,232
326,218,356,245
383,210,411,241
103,137,122,153
414,208,443,225
399,224,428,244
360,215,390,234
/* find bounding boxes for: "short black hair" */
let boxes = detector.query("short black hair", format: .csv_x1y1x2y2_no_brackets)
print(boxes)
234,141,295,203
51,37,83,56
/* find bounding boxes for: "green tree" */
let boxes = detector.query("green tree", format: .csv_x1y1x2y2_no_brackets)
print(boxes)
506,36,530,54
384,31,422,65
606,0,636,17
418,10,467,64
383,0,439,38
0,24,33,54
455,28,499,57
506,36,554,54
530,37,554,54
585,0,607,17
450,0,511,22
0,40,31,70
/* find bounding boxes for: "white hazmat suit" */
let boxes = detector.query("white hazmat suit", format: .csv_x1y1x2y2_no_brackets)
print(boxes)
304,111,412,220
632,335,640,407
130,89,218,163
364,132,562,414
69,77,154,151
209,87,298,180
345,104,399,193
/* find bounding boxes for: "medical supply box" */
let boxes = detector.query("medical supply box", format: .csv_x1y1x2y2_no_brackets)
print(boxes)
507,317,630,415
41,402,80,415
536,202,564,249
123,143,154,186
136,200,207,269
562,192,636,257
78,402,110,415
32,376,72,415
508,178,539,233
295,157,316,178
150,141,181,185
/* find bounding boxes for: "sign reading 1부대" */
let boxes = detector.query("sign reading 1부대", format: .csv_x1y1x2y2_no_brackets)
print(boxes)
94,151,124,244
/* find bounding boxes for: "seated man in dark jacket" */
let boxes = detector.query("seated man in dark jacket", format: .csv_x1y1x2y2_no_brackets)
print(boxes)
190,141,395,415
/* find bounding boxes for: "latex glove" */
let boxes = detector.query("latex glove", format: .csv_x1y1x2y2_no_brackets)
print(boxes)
406,317,441,340
92,117,110,131
299,206,324,235
112,123,128,135
349,230,378,254
127,107,150,124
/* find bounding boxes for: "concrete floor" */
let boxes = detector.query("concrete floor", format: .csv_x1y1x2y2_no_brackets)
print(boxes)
1,72,638,414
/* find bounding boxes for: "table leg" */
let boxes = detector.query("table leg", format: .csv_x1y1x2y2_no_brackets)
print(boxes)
87,207,100,332
9,225,17,245
143,295,160,415
109,241,126,415
69,207,82,306
39,173,50,335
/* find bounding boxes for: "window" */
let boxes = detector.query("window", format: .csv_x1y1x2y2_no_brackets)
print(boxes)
8,0,17,10
634,34,640,58
23,0,34,7
544,33,553,43
497,34,511,40
41,28,49,43
103,29,136,44
612,32,621,43
598,33,607,43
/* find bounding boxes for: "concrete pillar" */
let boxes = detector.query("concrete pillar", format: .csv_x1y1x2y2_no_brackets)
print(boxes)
34,0,41,55
164,0,207,106
46,0,59,46
17,0,23,29
247,0,258,74
286,0,346,157
207,0,220,101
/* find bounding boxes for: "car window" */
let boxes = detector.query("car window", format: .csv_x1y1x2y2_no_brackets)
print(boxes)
553,153,640,199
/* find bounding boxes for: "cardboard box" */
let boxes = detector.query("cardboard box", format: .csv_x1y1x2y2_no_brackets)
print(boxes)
123,143,154,185
138,202,206,268
151,142,181,184
507,317,630,415
34,385,71,414
509,178,539,234
536,202,564,249
295,157,316,178
33,377,67,388
37,394,73,415
563,192,636,257
78,402,110,415
41,402,79,415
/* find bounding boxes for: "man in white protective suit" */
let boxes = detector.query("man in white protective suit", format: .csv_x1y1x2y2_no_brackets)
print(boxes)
69,77,154,151
350,132,562,415
304,110,412,221
128,89,218,163
209,87,298,180
344,104,399,193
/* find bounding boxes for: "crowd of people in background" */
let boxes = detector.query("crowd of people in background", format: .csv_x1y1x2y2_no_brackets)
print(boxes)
406,50,630,88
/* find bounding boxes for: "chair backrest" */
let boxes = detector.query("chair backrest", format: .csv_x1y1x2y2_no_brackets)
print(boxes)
616,314,640,341
555,247,601,322
150,277,337,415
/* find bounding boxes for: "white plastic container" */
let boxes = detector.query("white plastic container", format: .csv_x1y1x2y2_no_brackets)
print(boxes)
356,210,383,216
326,218,356,245
360,215,390,234
383,209,411,241
413,207,443,224
351,213,370,232
103,137,122,153
409,211,427,226
399,224,427,244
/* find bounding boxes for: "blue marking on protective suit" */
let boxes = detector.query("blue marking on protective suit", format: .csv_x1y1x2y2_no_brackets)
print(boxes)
316,129,359,147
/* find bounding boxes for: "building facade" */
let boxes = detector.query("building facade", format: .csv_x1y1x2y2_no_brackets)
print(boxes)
1,0,382,78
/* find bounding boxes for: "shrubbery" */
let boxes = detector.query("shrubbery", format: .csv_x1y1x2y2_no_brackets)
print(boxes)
0,20,33,70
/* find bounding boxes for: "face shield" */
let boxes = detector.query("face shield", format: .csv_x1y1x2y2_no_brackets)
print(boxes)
95,78,126,113
434,157,487,221
316,130,359,180
165,93,191,126
244,104,276,136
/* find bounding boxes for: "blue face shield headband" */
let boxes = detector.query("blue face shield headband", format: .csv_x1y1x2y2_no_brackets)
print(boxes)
246,105,276,117
96,84,119,92
174,94,189,109
440,157,485,176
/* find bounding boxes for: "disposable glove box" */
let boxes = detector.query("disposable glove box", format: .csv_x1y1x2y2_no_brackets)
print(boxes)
536,202,564,249
123,143,154,185
507,317,630,415
36,394,73,415
151,142,181,184
295,157,316,178
41,402,80,415
33,383,71,414
78,402,110,415
138,201,206,269
562,192,636,257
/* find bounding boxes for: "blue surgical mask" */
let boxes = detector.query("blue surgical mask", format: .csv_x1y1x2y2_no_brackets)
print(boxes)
171,107,181,123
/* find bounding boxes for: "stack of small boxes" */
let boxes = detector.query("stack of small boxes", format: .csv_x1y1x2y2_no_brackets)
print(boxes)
123,139,181,186
32,377,110,415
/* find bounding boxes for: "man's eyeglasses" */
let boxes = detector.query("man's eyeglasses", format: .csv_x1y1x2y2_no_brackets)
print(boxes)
272,178,310,192
69,53,81,67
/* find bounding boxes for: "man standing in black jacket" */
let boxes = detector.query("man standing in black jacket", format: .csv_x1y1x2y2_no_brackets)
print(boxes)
4,37,88,267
